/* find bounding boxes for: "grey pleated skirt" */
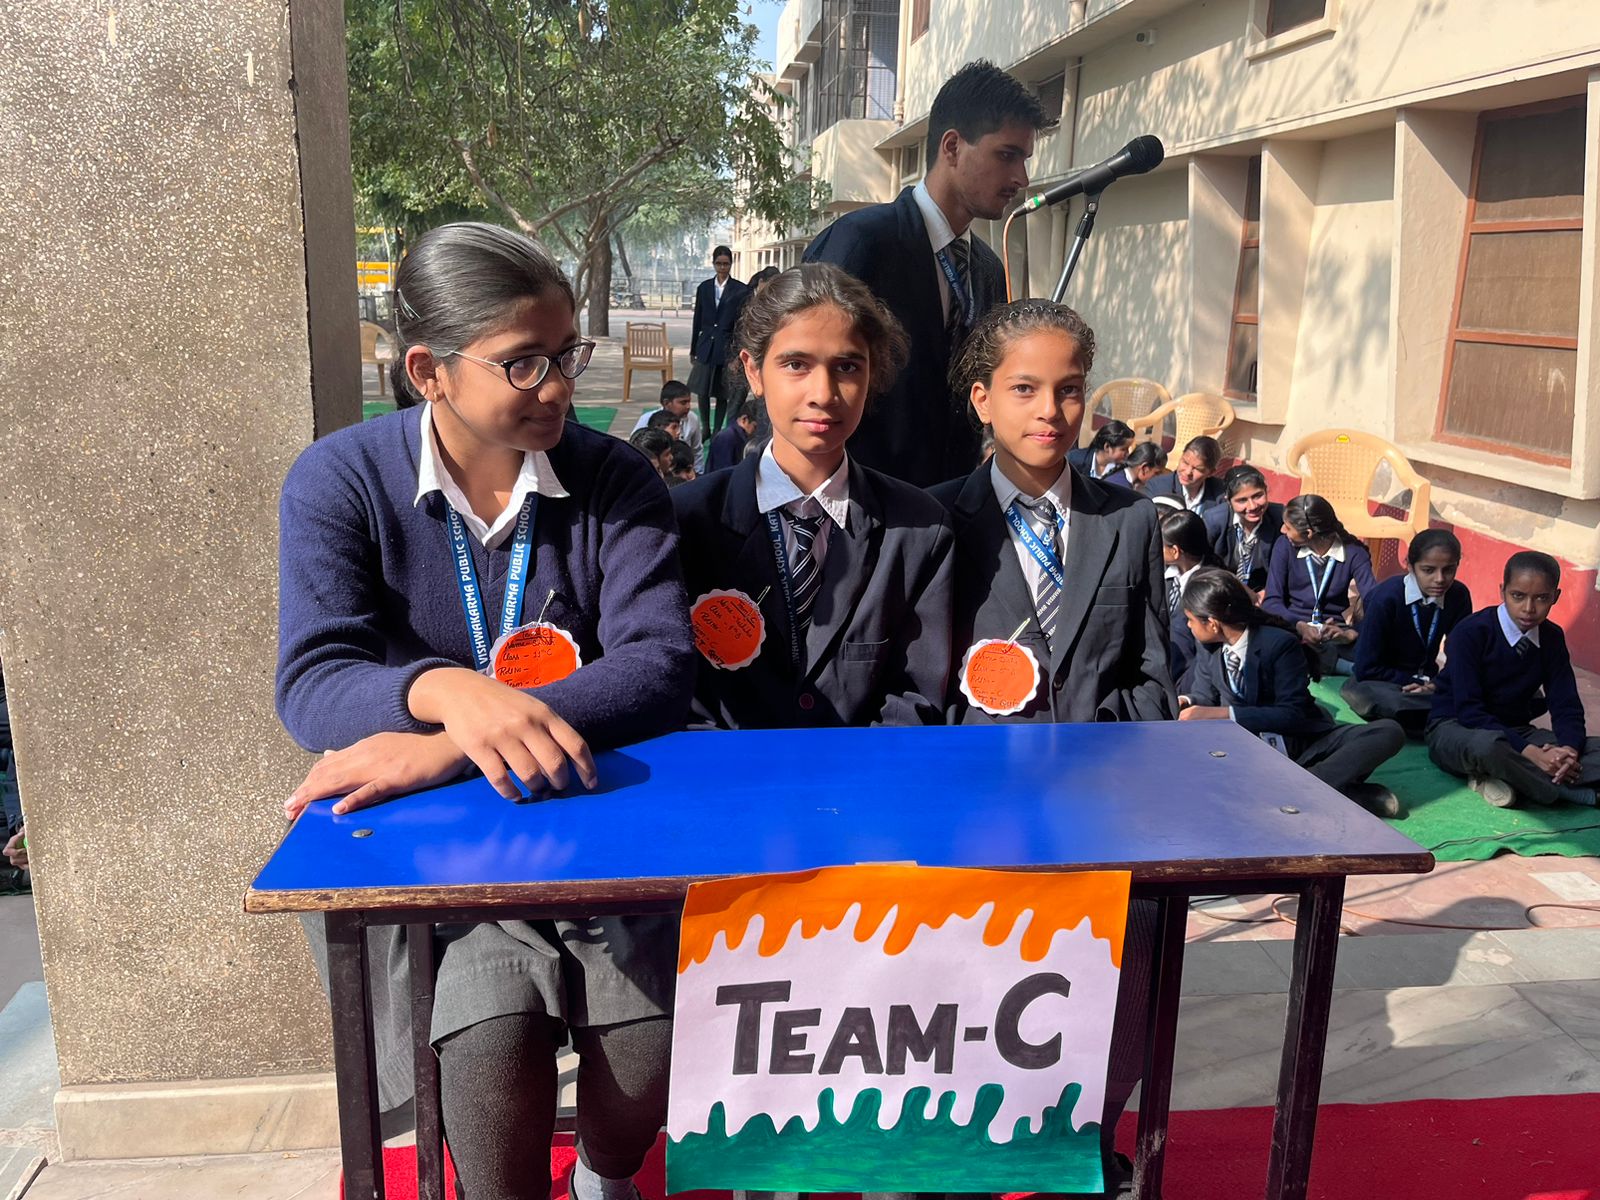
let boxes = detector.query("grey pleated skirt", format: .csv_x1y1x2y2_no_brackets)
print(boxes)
303,914,678,1113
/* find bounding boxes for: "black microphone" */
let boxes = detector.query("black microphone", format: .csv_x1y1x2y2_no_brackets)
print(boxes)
1022,135,1165,211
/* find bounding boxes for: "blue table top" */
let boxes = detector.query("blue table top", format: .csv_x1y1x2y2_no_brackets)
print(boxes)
246,721,1431,913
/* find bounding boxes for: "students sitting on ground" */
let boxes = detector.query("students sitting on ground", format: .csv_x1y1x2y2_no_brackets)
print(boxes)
1066,418,1135,482
1147,434,1227,519
630,379,701,460
1205,464,1283,594
644,409,681,441
666,440,696,487
1342,530,1471,736
1263,493,1376,675
1160,509,1224,691
1179,568,1405,818
1106,441,1167,492
704,397,761,473
628,427,674,481
1426,551,1600,809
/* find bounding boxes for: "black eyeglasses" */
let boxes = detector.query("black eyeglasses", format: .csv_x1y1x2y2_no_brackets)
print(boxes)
445,340,596,390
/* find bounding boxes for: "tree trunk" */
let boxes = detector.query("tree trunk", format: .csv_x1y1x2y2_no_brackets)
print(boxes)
587,236,612,339
613,236,633,294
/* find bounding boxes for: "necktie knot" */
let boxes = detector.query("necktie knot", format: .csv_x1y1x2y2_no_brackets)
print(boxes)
1028,497,1060,528
1224,646,1245,692
1515,635,1535,659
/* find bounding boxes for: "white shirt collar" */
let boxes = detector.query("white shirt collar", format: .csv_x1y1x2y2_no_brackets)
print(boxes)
413,401,569,548
989,458,1072,521
755,442,851,532
1403,573,1443,608
1497,603,1542,649
1297,541,1346,563
912,179,970,257
1227,627,1251,663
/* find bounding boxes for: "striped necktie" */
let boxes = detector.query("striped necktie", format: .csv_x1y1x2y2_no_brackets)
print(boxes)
1514,635,1535,660
944,237,970,344
1224,646,1245,695
787,512,825,635
1026,497,1062,645
1166,574,1182,616
1235,525,1257,578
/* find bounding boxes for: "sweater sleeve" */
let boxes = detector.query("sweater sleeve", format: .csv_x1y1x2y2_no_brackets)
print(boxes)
1353,590,1411,685
527,445,694,751
275,446,456,752
874,515,956,727
1445,621,1523,747
1543,626,1588,749
1261,538,1294,619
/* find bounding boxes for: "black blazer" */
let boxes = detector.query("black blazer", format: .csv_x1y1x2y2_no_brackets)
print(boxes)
672,453,955,729
1066,445,1114,480
1146,474,1228,520
691,277,749,367
1167,576,1201,692
1204,501,1285,592
1186,624,1335,755
804,187,1004,488
931,465,1175,724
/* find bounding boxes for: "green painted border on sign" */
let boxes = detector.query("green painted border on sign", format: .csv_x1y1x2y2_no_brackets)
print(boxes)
667,1082,1103,1194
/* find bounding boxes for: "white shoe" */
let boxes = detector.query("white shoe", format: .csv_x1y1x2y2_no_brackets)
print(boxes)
1469,775,1517,808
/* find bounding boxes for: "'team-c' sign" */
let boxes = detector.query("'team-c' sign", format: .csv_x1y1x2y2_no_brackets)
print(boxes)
665,864,1131,1195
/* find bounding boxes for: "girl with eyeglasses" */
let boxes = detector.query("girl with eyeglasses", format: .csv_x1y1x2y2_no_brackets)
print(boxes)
276,222,693,1200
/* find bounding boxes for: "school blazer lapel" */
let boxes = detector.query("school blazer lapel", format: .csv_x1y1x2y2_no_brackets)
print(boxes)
1050,470,1119,677
952,466,1038,640
803,461,884,676
719,456,796,667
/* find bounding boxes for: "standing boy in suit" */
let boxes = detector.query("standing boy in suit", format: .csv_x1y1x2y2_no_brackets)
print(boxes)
804,60,1049,488
689,245,748,435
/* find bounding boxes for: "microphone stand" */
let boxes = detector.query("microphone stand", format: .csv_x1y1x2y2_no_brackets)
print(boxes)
1050,191,1103,303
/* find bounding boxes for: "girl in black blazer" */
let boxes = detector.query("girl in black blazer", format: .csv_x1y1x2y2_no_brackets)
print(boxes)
672,264,955,731
932,298,1170,1194
1204,464,1284,593
1159,509,1223,691
1179,569,1404,816
1147,434,1228,518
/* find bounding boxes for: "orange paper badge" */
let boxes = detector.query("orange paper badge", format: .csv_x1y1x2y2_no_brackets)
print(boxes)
491,622,582,688
691,589,766,670
959,638,1042,716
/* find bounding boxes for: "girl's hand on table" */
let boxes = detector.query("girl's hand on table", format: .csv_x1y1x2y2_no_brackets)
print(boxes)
408,667,597,800
285,731,468,818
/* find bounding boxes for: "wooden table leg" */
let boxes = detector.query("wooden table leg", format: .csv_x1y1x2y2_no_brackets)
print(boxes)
1133,893,1188,1199
326,912,386,1200
409,924,444,1200
1266,875,1346,1200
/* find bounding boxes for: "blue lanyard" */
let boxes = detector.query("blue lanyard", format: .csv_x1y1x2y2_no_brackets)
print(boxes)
1304,554,1336,621
763,511,804,667
1005,502,1065,589
445,494,538,672
935,246,975,329
1411,600,1441,651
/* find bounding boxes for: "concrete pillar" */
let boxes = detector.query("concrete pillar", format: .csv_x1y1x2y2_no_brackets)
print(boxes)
0,0,357,1158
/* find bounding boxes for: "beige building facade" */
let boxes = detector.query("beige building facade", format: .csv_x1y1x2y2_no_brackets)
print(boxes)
742,0,1600,665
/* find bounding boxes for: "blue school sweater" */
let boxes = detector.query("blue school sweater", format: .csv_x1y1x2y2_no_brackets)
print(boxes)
1429,606,1586,749
276,407,694,753
1352,575,1472,684
1261,537,1376,624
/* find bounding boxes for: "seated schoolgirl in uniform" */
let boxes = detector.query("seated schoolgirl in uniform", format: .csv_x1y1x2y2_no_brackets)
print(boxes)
671,263,954,730
1106,440,1168,492
1160,508,1224,691
277,223,693,1200
1262,494,1377,675
1180,568,1405,817
1342,529,1471,736
1067,418,1136,482
1204,464,1284,594
1146,434,1227,519
932,299,1172,1195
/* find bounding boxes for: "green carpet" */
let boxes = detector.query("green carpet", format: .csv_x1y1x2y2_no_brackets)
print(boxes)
572,405,618,433
1309,679,1600,862
363,399,396,421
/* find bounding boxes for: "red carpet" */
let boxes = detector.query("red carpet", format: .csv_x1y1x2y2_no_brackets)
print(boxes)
350,1093,1600,1199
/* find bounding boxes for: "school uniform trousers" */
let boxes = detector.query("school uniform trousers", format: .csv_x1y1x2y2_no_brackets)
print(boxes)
1187,624,1403,795
1427,607,1600,805
1144,473,1229,521
278,408,694,1170
930,463,1170,1169
671,452,955,730
1204,501,1284,594
1341,576,1472,734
